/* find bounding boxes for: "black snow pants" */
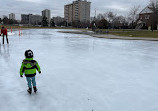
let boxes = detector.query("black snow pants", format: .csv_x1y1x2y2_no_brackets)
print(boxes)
2,35,9,44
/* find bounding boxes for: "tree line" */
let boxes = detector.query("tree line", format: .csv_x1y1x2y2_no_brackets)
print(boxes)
91,6,140,30
0,17,18,25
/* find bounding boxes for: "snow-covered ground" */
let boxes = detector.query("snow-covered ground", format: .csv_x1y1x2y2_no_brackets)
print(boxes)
0,29,158,111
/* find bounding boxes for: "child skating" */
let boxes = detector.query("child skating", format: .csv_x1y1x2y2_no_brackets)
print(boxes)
20,49,41,94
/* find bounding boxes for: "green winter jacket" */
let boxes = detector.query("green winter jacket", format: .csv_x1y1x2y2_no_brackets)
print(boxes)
20,58,41,77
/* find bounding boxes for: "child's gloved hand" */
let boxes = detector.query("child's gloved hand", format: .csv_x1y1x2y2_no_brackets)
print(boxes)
20,75,23,78
39,71,41,74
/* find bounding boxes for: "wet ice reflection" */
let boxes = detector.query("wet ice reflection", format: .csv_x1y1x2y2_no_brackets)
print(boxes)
0,44,10,62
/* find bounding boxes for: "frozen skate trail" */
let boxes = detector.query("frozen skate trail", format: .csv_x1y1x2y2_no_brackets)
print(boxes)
0,29,158,111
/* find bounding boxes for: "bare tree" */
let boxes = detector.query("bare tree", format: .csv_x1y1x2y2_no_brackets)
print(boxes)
113,16,128,29
97,13,104,20
128,5,140,29
149,0,158,31
104,11,117,28
94,11,128,29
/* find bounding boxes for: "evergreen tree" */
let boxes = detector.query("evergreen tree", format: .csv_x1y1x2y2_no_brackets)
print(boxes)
50,19,55,27
42,17,48,27
3,17,9,25
97,19,108,29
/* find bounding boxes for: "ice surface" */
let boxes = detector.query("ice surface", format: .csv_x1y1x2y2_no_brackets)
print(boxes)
0,29,158,111
8,32,15,36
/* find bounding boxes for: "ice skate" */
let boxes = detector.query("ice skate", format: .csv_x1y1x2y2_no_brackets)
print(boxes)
27,88,32,94
33,87,37,93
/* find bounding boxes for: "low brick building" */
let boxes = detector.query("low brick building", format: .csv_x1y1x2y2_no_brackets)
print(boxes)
138,6,158,30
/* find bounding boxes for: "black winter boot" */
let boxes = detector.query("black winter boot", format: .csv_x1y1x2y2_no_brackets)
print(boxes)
27,88,32,94
33,87,37,93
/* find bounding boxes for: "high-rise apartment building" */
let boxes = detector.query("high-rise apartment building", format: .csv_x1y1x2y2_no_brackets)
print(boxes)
21,14,42,25
29,15,42,25
21,14,30,24
9,13,15,20
64,4,73,23
42,9,51,23
64,0,91,23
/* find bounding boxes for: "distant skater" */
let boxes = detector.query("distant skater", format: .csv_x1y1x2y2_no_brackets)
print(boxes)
20,50,41,94
0,26,9,44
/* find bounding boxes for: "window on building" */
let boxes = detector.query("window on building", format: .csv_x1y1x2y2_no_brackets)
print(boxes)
145,15,150,19
140,16,142,20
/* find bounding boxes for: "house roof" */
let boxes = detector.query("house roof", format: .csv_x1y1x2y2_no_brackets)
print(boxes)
140,6,153,14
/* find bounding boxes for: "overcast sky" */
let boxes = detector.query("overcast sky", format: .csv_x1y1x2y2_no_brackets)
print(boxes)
0,0,149,20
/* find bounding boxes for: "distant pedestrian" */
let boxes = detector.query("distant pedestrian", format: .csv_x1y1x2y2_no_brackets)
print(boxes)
0,26,9,44
20,50,41,94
